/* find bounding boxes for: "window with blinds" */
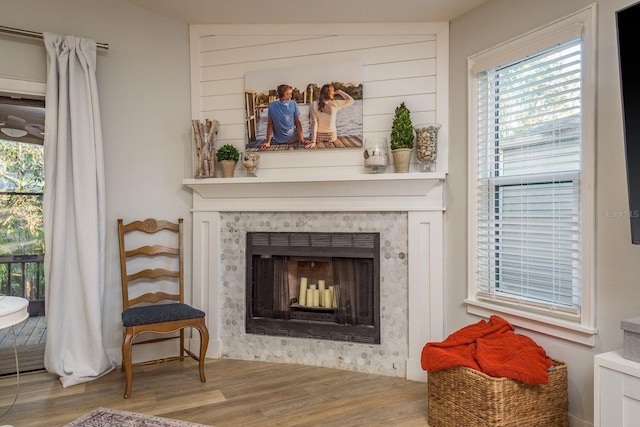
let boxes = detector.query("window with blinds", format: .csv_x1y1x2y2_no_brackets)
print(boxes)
475,37,582,316
467,6,596,342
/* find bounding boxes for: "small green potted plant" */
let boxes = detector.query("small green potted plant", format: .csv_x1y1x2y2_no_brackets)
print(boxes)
390,102,414,173
216,144,240,177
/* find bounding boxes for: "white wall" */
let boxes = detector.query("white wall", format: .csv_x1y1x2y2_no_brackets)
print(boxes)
449,0,640,425
2,0,193,362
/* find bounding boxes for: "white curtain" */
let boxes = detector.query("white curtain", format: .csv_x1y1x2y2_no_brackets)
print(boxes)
42,32,115,387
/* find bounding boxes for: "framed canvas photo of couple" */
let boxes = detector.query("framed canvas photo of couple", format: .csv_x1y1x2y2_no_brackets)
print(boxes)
244,60,363,152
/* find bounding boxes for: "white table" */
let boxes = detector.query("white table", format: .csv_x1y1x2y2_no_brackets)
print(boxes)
0,296,28,330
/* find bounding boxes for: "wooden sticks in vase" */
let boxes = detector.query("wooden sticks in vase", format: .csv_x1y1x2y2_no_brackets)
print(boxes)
193,118,219,178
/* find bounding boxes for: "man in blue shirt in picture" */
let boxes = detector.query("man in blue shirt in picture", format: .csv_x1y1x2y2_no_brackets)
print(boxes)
260,84,309,150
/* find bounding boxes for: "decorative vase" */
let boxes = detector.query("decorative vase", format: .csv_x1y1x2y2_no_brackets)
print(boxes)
241,152,260,177
414,124,441,172
363,137,390,173
391,148,412,173
219,160,237,178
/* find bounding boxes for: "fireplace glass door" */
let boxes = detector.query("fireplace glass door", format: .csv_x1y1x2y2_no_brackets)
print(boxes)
246,232,380,344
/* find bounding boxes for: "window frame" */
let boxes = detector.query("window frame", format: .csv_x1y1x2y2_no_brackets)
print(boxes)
466,5,597,346
0,80,46,304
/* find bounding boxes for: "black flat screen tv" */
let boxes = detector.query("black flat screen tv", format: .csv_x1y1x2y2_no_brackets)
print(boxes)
617,1,640,244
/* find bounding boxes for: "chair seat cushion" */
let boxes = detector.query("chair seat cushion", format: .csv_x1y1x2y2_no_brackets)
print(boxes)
122,303,205,327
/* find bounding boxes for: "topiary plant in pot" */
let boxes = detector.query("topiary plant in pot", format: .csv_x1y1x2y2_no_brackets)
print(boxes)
216,144,240,177
390,102,414,172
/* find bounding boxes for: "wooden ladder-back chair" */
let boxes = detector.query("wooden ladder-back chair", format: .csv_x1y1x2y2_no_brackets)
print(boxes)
117,218,209,399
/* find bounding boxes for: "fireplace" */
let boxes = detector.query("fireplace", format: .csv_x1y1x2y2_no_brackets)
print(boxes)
185,173,445,381
246,232,380,343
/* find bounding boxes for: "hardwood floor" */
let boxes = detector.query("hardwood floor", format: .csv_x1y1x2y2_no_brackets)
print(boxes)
0,358,429,426
0,316,46,376
0,316,47,348
0,343,45,377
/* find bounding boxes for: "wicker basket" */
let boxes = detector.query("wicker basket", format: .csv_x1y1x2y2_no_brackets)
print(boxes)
427,359,568,427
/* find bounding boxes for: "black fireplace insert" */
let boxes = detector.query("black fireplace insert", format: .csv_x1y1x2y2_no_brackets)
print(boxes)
245,232,380,344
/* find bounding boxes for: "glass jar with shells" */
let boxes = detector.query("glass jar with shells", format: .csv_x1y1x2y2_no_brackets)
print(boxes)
414,124,441,172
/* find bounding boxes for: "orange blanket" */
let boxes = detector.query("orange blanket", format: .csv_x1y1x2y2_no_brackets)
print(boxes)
420,315,553,384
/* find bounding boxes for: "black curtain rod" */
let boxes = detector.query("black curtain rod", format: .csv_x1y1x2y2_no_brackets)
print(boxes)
0,25,109,50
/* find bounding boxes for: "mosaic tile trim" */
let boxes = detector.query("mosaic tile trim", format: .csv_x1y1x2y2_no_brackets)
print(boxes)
219,212,408,377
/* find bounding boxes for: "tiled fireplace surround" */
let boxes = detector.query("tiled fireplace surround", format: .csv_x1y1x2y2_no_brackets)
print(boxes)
185,173,445,382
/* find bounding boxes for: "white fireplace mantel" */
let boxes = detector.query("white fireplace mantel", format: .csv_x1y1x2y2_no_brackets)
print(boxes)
184,171,446,382
184,171,446,212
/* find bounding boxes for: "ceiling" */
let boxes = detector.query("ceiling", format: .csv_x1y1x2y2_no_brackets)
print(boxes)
127,0,489,24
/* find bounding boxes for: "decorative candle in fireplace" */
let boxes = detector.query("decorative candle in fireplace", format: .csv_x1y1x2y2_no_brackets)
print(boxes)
318,280,326,305
298,277,308,306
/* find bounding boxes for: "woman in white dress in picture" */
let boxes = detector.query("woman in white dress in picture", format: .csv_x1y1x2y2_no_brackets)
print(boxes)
306,84,355,149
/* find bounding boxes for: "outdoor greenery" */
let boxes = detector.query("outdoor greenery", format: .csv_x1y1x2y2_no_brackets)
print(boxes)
0,140,44,255
0,139,45,299
390,102,414,150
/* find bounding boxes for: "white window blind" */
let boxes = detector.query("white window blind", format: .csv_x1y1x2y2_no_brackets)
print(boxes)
474,37,582,316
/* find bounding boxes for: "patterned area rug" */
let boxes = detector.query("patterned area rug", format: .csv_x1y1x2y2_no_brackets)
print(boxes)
65,407,211,427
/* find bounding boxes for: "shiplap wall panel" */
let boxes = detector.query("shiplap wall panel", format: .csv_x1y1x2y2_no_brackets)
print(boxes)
364,59,436,81
190,23,448,174
201,79,244,96
200,35,435,66
201,94,244,111
199,34,435,53
214,123,246,143
199,109,244,127
363,94,436,117
364,77,435,99
201,42,436,74
200,35,323,51
199,43,436,84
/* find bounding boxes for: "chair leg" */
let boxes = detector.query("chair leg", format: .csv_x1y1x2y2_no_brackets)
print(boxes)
122,332,134,399
179,329,185,361
120,331,126,372
196,324,209,383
